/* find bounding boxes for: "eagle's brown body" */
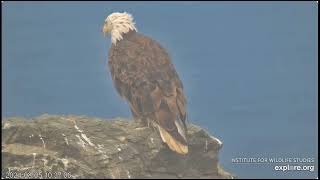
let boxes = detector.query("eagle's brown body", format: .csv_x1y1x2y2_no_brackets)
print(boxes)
108,30,188,154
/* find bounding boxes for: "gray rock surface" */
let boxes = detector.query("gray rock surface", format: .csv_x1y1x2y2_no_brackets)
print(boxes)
2,114,234,179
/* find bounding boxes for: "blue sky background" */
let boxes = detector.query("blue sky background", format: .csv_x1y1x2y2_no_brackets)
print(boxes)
2,2,318,178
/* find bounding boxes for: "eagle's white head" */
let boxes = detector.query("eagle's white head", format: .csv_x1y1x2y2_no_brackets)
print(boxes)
103,12,137,45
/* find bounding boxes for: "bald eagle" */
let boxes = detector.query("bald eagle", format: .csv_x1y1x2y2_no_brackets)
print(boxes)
103,12,188,154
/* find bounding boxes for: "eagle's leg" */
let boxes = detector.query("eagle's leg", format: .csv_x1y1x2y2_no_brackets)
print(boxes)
130,107,149,127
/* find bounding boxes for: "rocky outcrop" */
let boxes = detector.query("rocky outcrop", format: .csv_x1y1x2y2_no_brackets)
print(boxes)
2,114,233,179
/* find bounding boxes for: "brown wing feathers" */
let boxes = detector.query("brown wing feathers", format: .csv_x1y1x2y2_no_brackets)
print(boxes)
109,31,188,154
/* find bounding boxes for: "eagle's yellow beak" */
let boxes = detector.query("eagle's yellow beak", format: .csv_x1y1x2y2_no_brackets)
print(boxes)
103,24,110,36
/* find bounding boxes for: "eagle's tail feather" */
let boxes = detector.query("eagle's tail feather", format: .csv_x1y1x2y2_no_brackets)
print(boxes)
157,125,188,154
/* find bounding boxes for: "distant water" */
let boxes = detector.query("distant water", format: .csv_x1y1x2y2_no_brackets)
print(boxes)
2,2,318,178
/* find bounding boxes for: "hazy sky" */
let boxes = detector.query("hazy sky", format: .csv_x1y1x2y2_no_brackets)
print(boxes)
2,1,318,178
